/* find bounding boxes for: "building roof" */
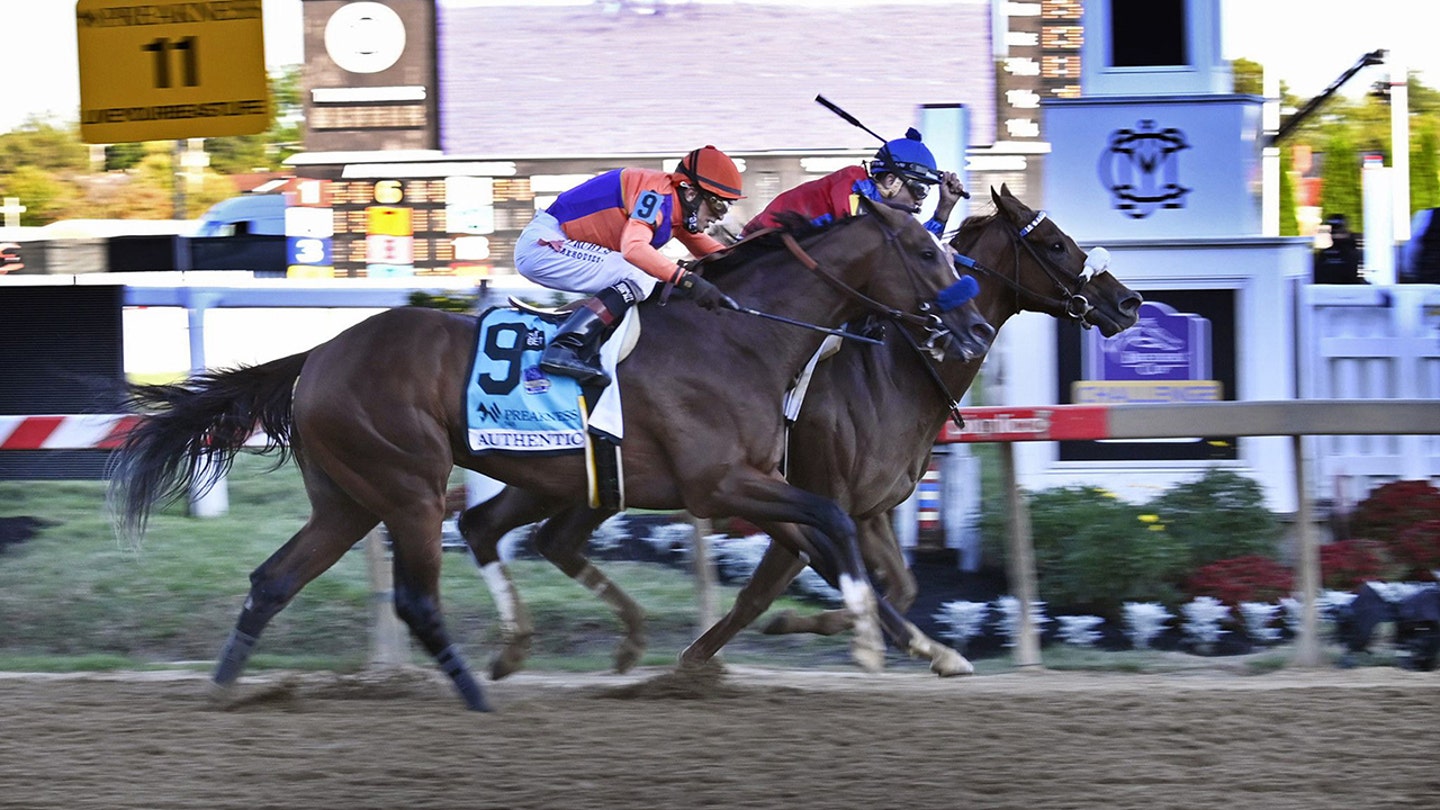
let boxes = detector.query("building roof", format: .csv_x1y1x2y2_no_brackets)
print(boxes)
436,1,995,158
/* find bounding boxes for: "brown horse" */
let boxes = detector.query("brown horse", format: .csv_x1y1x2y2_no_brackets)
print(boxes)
461,185,1141,678
679,185,1142,672
109,198,995,712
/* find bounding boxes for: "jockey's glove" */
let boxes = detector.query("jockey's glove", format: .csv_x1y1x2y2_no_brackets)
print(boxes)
675,270,740,312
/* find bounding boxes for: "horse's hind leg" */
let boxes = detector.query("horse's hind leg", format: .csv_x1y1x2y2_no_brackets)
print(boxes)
457,486,565,680
531,506,644,673
212,475,378,702
385,504,491,712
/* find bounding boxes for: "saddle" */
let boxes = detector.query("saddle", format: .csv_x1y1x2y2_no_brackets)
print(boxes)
508,296,644,361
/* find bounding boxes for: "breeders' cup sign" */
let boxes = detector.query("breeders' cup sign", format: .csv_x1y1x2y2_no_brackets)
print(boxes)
1101,120,1191,219
1075,301,1221,405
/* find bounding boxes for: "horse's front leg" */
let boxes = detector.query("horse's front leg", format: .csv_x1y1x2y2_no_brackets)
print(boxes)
680,538,808,666
695,471,885,672
764,514,973,676
863,514,972,676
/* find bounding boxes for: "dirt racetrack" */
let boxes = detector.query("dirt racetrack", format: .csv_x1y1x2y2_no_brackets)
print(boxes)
1,663,1436,810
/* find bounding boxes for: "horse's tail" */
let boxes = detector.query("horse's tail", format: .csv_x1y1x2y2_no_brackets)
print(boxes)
108,350,311,539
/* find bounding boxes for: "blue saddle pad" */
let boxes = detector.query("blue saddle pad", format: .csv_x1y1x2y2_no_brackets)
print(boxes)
465,308,587,455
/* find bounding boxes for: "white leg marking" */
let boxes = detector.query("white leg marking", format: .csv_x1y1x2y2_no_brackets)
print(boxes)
478,562,518,634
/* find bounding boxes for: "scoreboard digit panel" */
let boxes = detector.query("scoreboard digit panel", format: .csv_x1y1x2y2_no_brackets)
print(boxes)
323,176,534,278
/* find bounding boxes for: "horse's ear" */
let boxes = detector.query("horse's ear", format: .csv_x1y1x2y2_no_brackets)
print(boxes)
991,186,1004,209
993,185,1019,220
861,195,905,227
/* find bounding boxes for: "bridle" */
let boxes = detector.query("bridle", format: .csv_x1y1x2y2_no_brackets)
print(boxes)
773,208,975,355
700,211,983,429
775,212,980,428
952,210,1112,329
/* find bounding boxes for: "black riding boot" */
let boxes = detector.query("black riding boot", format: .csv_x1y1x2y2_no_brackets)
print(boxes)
540,289,633,388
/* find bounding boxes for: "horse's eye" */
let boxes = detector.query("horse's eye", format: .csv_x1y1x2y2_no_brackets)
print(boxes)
1050,241,1064,253
921,249,937,261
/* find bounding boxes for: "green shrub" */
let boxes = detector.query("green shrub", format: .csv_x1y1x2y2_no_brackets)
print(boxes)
1022,486,1187,617
980,469,1283,617
1151,468,1282,568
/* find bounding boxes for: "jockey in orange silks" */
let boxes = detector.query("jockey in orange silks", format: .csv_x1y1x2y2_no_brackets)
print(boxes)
514,145,745,387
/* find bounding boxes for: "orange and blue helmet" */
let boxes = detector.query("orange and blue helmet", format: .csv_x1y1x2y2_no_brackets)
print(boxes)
870,128,942,186
676,146,745,201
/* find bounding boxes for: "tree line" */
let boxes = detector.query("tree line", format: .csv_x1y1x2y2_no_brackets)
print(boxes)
2,62,1438,231
0,67,301,224
1231,58,1440,235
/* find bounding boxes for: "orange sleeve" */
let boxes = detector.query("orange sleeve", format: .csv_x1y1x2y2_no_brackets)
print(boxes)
619,218,682,282
674,229,727,258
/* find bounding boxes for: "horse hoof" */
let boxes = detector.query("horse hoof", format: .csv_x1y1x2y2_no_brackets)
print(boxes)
930,647,975,677
850,641,886,673
205,680,237,708
677,645,708,668
614,638,647,674
489,651,525,681
761,610,798,635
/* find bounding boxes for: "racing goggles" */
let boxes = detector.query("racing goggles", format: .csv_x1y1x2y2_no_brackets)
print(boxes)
701,192,731,218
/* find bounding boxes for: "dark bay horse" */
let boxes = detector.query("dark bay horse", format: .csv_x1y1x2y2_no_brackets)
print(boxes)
462,185,1141,678
109,199,994,711
679,184,1142,672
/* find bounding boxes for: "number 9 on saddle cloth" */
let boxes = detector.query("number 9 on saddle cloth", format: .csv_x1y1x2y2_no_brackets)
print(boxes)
465,305,633,509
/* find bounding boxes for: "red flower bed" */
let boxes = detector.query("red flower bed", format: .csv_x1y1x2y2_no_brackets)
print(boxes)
1185,555,1294,606
1320,538,1387,589
1351,480,1440,543
1390,520,1440,582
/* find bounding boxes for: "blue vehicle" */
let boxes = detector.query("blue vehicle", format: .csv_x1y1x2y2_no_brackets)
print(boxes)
195,194,286,237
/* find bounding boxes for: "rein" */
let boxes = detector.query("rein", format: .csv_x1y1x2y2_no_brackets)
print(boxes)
952,210,1111,328
778,224,974,430
777,232,945,333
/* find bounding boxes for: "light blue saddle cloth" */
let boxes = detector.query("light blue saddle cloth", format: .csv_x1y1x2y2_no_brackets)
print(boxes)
465,308,624,455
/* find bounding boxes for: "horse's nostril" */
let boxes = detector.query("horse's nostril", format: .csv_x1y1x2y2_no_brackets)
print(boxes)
1121,294,1144,317
973,322,997,345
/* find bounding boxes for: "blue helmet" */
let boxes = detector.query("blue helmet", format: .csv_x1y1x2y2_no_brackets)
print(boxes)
870,128,942,185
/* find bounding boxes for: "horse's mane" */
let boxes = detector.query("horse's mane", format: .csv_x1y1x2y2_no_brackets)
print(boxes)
700,212,867,280
953,210,999,239
950,206,1018,252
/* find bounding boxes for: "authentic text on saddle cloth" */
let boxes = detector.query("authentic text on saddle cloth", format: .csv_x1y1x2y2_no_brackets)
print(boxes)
465,308,628,455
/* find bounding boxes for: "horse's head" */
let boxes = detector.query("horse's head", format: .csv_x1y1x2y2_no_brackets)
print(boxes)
835,198,995,363
953,184,1142,337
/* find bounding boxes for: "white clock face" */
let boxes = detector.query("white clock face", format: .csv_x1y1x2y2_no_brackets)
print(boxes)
325,2,407,74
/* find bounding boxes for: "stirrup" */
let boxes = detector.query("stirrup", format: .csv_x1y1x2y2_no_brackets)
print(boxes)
540,345,611,388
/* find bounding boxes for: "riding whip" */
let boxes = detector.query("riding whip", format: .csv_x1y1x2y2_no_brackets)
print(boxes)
814,95,970,199
733,304,883,345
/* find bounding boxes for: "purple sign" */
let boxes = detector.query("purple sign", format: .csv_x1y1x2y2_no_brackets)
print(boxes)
1086,300,1211,381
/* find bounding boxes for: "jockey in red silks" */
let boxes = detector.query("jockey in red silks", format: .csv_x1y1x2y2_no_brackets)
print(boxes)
514,145,745,388
742,128,967,239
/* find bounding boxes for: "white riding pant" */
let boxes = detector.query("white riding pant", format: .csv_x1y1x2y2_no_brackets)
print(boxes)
514,212,660,298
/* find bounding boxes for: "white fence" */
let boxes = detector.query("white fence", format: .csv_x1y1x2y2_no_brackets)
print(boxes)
1298,284,1440,507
